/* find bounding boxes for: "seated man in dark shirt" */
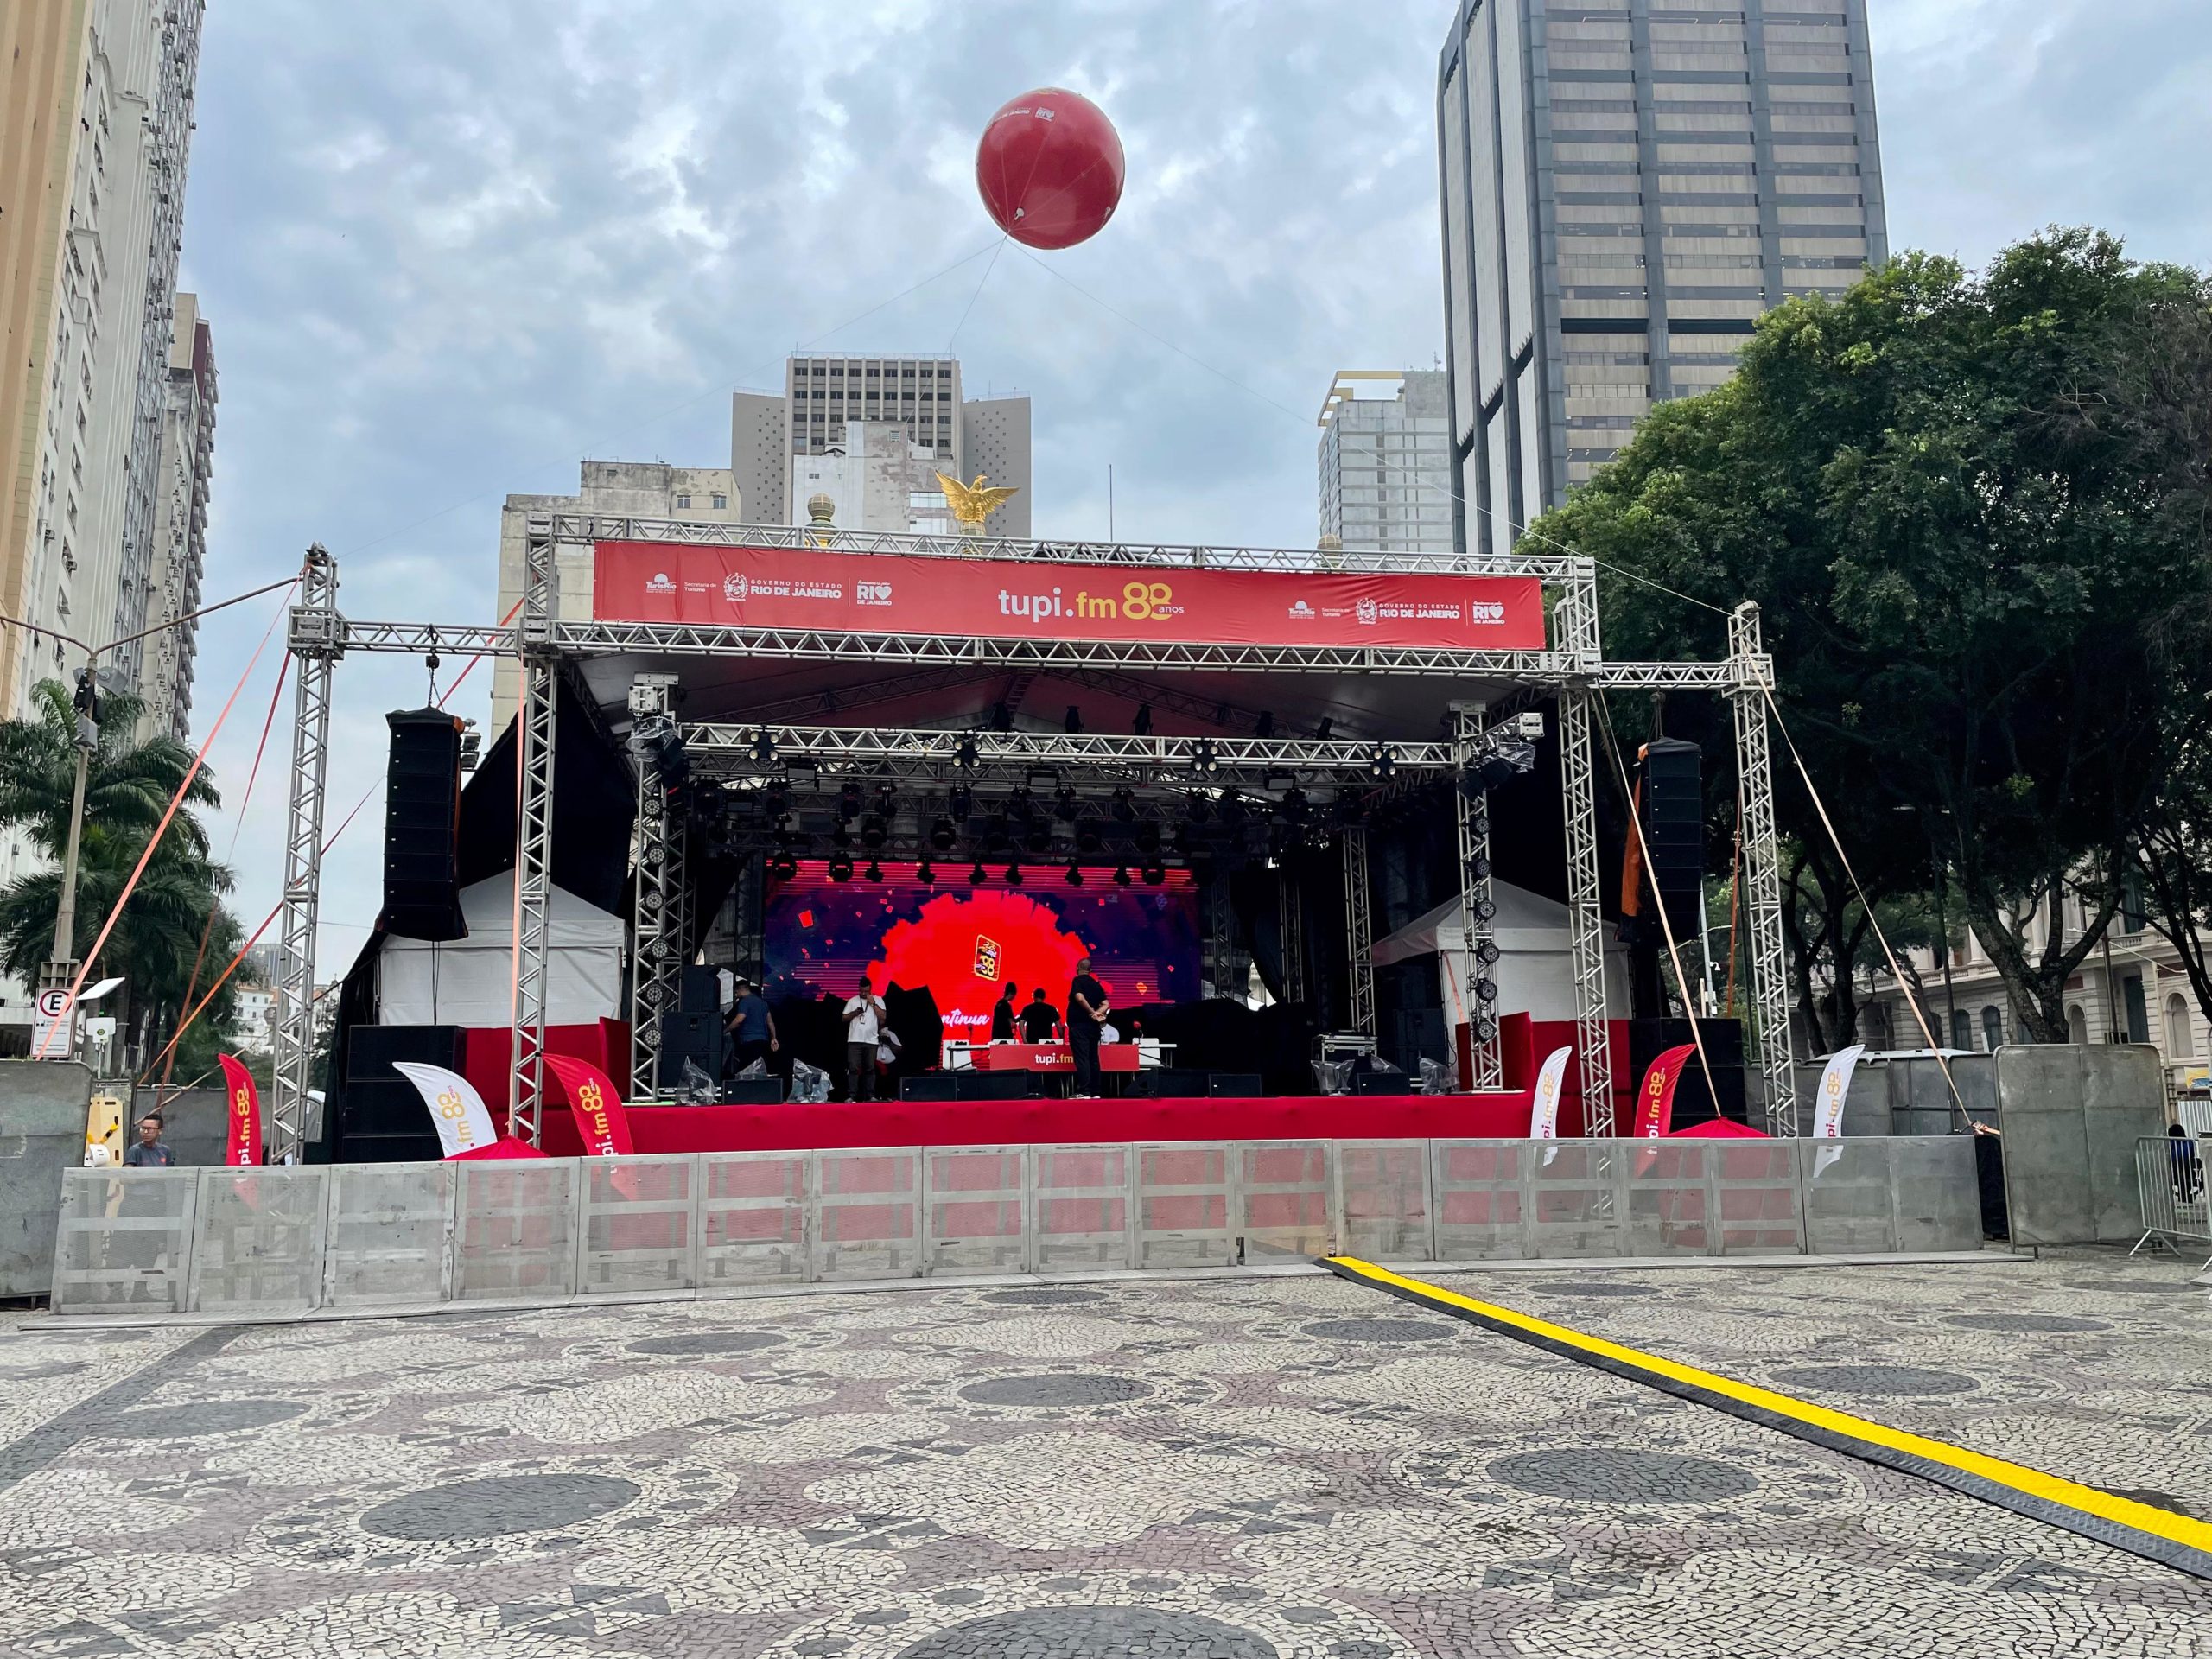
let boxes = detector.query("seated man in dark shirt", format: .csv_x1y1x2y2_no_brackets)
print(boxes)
989,982,1019,1043
1019,988,1059,1042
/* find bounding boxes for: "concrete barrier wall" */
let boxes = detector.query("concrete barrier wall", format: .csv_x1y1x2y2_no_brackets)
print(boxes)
1788,1054,1997,1137
1995,1045,2165,1246
0,1060,96,1298
49,1135,1985,1318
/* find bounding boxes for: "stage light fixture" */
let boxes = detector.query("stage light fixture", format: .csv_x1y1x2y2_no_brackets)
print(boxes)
875,780,898,808
1473,977,1498,1003
1468,809,1491,836
1134,702,1153,736
829,824,853,851
860,814,888,849
1218,788,1247,826
1191,739,1220,775
1111,788,1135,823
1184,791,1211,824
1054,785,1079,821
1280,785,1309,823
1064,859,1084,887
1474,939,1501,965
828,852,854,882
750,728,777,766
1064,704,1084,734
929,817,956,852
968,860,988,886
955,735,979,771
1314,716,1334,740
1141,859,1166,887
1112,863,1132,887
949,785,973,818
764,779,791,817
1465,854,1492,881
1023,822,1052,854
1004,859,1023,887
1255,711,1274,738
836,780,861,819
1135,822,1160,855
1007,786,1034,823
1076,819,1103,853
1475,1014,1499,1042
864,859,884,883
1465,736,1537,797
916,859,936,886
768,851,798,880
1471,897,1497,923
1368,745,1396,780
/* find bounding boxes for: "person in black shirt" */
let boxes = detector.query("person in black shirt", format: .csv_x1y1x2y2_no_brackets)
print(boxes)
1019,988,1059,1043
1065,958,1109,1096
989,982,1018,1043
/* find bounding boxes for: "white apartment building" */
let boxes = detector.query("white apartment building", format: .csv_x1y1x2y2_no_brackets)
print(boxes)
734,353,1032,537
790,421,953,536
139,291,215,742
1316,370,1454,554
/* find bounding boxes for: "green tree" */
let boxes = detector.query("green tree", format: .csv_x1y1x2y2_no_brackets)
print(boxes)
0,679,242,1064
1536,229,2212,1046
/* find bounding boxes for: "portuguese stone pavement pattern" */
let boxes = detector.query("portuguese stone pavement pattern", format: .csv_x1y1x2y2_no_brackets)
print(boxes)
0,1252,2206,1656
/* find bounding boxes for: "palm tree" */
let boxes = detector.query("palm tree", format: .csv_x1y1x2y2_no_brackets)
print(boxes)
0,679,239,1064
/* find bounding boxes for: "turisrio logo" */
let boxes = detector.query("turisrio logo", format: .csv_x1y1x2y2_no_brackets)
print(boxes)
722,573,748,602
646,571,676,594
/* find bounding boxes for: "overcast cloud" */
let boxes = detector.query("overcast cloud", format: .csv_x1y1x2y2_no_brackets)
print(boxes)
170,0,2212,978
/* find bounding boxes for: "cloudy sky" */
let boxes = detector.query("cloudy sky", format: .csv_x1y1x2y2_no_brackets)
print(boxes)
172,0,2212,978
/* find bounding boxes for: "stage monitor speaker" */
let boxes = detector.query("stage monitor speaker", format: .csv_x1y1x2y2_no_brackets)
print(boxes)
900,1074,958,1102
1352,1071,1417,1096
1207,1072,1262,1097
1626,1016,1746,1128
657,1010,725,1089
340,1024,461,1160
680,965,721,1014
382,709,466,941
1638,737,1704,942
1131,1068,1207,1097
720,1077,784,1104
953,1071,1029,1101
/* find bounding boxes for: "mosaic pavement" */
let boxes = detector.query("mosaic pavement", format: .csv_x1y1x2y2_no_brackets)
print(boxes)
0,1254,2205,1656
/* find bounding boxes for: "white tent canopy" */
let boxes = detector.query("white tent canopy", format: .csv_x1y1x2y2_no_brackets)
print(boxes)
1372,880,1628,1025
377,878,623,1028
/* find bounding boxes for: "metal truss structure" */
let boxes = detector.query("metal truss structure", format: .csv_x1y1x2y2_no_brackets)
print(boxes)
627,676,686,1100
1452,706,1504,1090
1728,601,1796,1132
270,517,1797,1143
1277,877,1307,1007
1342,829,1374,1038
270,546,337,1162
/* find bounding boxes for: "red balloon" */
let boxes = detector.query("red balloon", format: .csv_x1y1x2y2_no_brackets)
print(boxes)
975,87,1125,251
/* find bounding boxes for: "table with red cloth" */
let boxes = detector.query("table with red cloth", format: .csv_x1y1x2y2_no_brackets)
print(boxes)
953,1041,1142,1073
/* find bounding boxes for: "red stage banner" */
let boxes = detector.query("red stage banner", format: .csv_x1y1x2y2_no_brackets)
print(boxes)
217,1053,261,1166
1633,1045,1694,1139
592,541,1547,652
543,1054,635,1156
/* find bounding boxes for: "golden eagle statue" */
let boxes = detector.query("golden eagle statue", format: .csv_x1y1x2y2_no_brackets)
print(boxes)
934,472,1020,537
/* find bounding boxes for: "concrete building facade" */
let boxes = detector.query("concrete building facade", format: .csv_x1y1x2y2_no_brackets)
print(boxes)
790,422,951,537
139,291,214,742
1437,0,1886,556
730,354,1033,538
0,0,206,720
1316,370,1454,555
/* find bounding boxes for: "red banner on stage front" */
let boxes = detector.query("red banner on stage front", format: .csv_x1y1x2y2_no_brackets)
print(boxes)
963,1042,1141,1073
591,541,1546,652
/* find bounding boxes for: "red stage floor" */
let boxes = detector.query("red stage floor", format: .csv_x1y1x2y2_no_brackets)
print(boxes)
537,1090,1541,1156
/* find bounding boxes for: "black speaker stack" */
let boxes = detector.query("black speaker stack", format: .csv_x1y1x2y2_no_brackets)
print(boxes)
1626,1016,1746,1128
338,1024,461,1162
382,709,467,941
658,1010,726,1089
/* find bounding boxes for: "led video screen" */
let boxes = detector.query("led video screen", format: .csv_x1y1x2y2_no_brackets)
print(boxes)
762,860,1201,1037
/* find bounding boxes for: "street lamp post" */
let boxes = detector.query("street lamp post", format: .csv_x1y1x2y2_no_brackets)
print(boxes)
36,666,100,1060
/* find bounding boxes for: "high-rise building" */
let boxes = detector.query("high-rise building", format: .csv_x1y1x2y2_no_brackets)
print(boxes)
731,354,1033,538
0,0,207,720
1316,370,1454,555
1437,0,1886,556
140,292,215,743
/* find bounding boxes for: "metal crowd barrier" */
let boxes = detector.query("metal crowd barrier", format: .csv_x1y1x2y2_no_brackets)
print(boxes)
48,1135,1984,1317
2132,1135,2212,1269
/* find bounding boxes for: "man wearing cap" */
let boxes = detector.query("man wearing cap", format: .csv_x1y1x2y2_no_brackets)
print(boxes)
724,975,779,1078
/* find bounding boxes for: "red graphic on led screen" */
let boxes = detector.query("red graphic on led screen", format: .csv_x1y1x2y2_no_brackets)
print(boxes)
763,861,1199,1035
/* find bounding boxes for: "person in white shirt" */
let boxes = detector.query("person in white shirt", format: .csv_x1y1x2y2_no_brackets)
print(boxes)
842,978,887,1101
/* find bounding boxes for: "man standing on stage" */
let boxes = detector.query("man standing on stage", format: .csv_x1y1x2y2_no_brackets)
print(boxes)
842,977,887,1101
989,981,1019,1043
724,975,779,1077
1020,987,1059,1043
1065,957,1109,1097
